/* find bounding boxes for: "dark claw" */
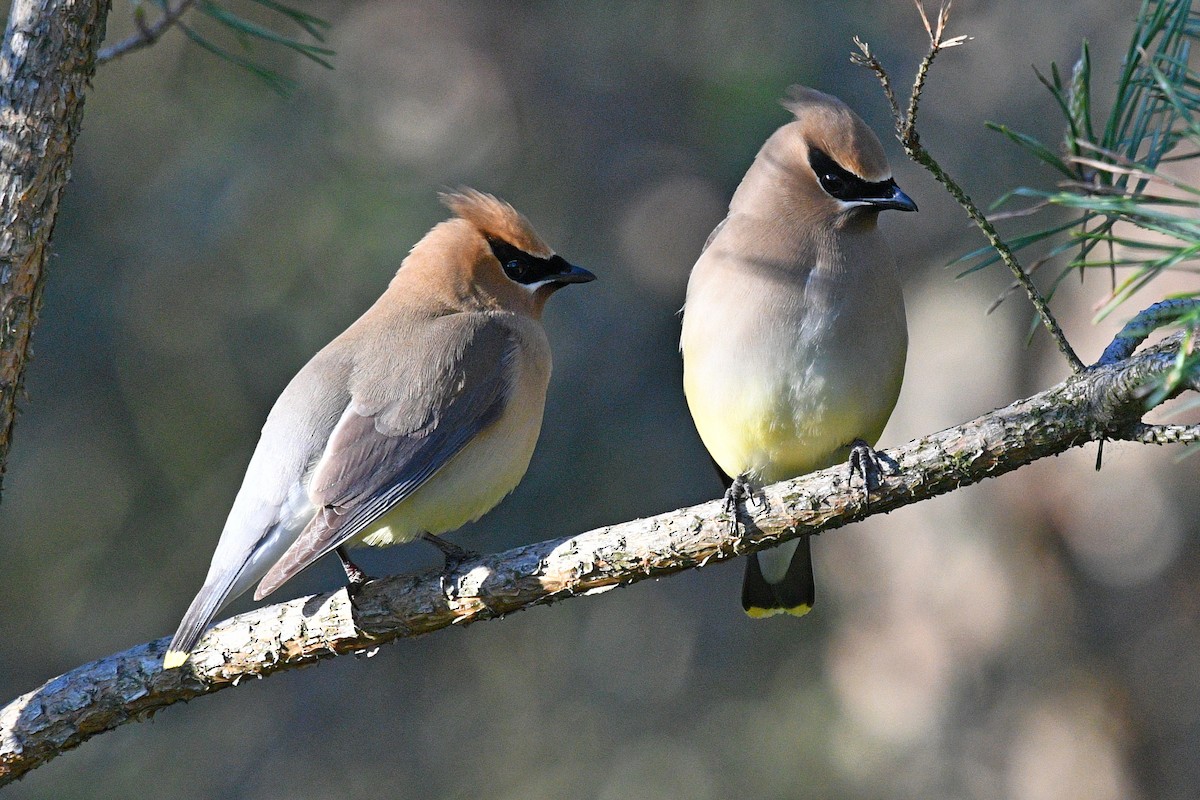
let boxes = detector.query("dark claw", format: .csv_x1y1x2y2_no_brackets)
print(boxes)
336,545,371,597
723,473,767,534
723,473,750,535
421,532,479,573
420,534,479,601
723,473,751,515
848,438,893,502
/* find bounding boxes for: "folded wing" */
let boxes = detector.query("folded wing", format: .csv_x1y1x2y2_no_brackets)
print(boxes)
254,313,519,599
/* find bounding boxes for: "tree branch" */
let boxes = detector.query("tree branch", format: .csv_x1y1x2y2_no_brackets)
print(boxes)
0,0,110,497
2,331,1193,786
853,1,1086,374
1096,298,1200,366
95,0,195,63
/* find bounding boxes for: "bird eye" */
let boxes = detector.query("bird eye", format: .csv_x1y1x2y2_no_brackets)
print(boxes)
820,172,846,194
809,147,867,202
504,259,531,282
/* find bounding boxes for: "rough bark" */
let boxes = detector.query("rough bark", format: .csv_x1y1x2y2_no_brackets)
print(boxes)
0,0,109,495
1,332,1192,786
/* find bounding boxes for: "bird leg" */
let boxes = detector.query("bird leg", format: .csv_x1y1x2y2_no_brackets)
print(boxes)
848,438,895,502
420,532,479,572
421,533,481,601
722,473,749,513
336,546,371,593
723,472,759,534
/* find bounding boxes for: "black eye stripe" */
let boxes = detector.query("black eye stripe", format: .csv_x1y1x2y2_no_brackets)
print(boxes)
808,147,897,202
487,237,567,285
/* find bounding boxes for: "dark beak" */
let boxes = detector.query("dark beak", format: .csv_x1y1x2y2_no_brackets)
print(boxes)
553,262,597,285
865,181,918,212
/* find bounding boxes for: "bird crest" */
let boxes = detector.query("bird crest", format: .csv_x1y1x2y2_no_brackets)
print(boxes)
781,85,891,183
440,188,554,258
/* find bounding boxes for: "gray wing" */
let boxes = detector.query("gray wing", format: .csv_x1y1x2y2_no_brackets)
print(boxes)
254,313,519,598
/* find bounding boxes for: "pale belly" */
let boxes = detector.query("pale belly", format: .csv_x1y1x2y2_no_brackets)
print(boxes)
686,373,894,481
683,315,905,482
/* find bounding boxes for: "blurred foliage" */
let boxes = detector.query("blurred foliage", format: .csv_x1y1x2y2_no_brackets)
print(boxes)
133,0,333,93
3,2,1200,799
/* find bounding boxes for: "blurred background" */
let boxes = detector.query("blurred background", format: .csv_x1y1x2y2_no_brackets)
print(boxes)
2,1,1199,798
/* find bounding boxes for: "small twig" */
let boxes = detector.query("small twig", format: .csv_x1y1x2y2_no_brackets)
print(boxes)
97,0,198,63
853,1,1086,374
853,35,901,124
1132,422,1200,446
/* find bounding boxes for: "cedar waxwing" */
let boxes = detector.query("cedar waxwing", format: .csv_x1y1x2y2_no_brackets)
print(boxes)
680,86,915,618
163,189,594,669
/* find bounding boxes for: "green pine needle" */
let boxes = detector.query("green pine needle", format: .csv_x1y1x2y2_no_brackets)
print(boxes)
179,20,298,96
144,0,338,95
248,0,331,41
197,1,335,69
968,0,1199,346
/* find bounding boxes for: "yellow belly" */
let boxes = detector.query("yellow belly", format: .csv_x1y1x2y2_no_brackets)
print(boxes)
683,364,898,482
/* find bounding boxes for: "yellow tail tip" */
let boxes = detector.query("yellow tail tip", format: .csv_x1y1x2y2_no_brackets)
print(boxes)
162,650,190,670
744,603,812,619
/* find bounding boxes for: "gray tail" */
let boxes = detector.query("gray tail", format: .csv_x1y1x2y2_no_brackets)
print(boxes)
163,577,239,668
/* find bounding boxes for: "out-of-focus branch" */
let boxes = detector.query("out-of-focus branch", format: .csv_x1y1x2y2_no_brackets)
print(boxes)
1134,423,1200,446
853,0,1087,374
98,2,333,95
2,330,1193,786
96,0,196,63
0,0,111,497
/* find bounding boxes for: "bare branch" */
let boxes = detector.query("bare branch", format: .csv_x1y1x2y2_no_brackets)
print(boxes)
855,3,1085,374
96,0,196,63
1095,298,1200,365
850,37,901,125
2,331,1192,786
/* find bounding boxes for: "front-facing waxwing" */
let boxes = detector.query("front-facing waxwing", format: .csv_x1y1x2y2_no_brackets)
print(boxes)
163,189,595,669
680,85,915,618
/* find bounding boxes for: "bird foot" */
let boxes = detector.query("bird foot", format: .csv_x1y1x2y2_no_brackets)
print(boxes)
420,534,480,600
336,546,372,597
723,473,767,534
847,438,896,502
421,532,480,573
723,473,750,514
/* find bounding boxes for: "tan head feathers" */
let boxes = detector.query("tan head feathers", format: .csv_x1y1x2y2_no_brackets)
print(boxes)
781,85,891,182
440,188,554,258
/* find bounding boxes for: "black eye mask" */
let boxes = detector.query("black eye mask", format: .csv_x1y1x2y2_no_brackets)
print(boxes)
487,238,576,285
808,147,901,203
